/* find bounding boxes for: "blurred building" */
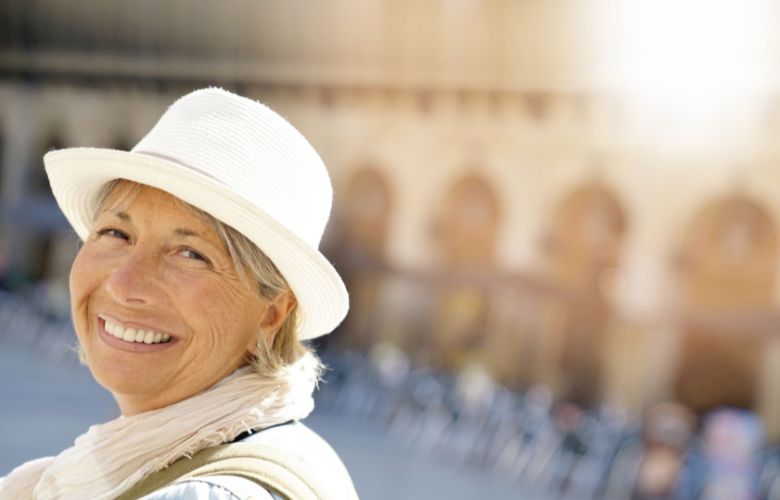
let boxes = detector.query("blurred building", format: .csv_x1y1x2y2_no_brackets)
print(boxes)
2,0,780,439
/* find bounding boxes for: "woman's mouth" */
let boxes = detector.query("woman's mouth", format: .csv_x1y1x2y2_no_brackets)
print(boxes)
97,315,177,351
103,317,171,344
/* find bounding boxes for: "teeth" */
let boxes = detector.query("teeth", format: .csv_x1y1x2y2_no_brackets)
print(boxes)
103,318,171,345
123,328,135,342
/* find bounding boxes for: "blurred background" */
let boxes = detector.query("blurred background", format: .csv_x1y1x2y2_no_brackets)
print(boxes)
1,1,780,498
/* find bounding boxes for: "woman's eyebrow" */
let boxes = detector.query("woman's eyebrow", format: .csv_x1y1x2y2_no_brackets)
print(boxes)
173,227,200,238
172,227,223,250
98,209,131,221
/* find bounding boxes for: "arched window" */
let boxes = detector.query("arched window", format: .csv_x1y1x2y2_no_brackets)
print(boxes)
675,194,777,413
541,182,627,405
342,167,392,261
677,195,777,310
430,174,501,371
30,130,66,197
327,167,393,350
10,130,68,290
434,174,501,270
544,183,626,286
0,129,5,194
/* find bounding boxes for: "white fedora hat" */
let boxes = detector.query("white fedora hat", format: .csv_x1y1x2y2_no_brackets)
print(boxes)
44,87,348,341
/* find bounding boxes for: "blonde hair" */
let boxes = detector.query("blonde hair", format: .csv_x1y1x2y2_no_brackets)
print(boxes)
91,179,321,378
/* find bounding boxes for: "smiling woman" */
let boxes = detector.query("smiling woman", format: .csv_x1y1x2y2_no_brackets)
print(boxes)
0,88,357,500
73,182,296,416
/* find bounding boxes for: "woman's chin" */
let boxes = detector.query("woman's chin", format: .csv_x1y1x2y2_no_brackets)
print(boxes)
90,361,161,401
81,321,184,405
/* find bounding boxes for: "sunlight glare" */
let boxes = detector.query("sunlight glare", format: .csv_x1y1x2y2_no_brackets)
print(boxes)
594,0,779,149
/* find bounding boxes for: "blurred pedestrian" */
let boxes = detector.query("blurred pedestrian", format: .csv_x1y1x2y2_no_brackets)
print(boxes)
633,402,695,500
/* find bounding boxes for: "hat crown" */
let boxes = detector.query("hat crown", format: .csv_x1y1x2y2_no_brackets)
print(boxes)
132,88,332,248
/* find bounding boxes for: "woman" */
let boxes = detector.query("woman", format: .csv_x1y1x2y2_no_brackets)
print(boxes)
0,88,358,499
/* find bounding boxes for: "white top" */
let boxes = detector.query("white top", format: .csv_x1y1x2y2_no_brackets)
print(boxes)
142,476,279,499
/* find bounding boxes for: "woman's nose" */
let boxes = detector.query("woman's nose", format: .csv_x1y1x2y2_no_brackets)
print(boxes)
104,252,159,306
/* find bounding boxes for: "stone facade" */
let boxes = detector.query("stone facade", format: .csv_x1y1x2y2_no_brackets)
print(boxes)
3,0,780,439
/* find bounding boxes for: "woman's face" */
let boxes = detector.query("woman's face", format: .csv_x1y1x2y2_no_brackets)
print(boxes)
70,183,291,415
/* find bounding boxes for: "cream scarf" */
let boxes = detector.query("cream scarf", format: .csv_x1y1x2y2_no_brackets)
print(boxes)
0,353,319,500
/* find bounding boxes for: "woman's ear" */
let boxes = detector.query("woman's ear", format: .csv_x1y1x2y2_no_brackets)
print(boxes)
257,289,297,338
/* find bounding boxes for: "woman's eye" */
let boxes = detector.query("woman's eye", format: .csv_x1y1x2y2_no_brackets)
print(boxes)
179,248,209,263
97,228,130,241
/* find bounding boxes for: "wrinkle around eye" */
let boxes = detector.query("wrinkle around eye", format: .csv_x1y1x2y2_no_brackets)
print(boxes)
177,248,211,265
95,227,131,242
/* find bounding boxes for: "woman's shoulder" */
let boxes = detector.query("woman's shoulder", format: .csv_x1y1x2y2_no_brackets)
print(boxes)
236,420,357,499
241,421,346,468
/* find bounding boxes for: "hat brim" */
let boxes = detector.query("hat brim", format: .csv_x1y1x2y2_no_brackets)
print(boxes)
44,147,348,341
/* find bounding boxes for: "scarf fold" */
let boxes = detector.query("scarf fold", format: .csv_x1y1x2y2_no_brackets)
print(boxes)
0,353,319,500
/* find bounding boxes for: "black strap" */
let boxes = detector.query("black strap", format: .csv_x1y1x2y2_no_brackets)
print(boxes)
231,420,294,443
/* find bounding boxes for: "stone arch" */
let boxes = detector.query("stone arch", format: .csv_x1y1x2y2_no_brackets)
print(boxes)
8,127,68,289
674,194,777,413
341,167,393,260
676,194,777,310
429,173,501,371
542,181,628,405
0,128,6,284
544,182,627,285
329,166,393,350
30,128,67,196
434,173,501,270
0,128,5,193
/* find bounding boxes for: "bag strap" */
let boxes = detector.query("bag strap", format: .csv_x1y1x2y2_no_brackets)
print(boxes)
117,442,348,500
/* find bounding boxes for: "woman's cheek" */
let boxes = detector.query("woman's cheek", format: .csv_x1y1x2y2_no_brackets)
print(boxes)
68,250,95,346
69,248,92,306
